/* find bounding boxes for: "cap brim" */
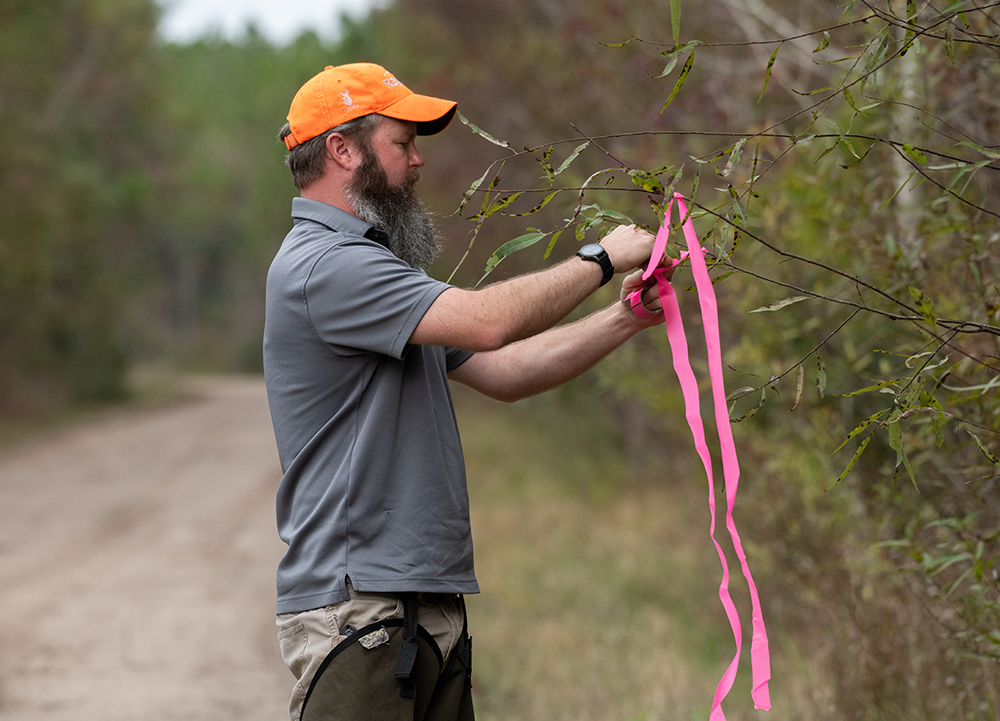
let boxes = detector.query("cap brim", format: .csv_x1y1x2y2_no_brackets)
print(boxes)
380,93,458,136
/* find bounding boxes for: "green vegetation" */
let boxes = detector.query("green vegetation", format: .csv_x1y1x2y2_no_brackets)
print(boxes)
1,0,997,717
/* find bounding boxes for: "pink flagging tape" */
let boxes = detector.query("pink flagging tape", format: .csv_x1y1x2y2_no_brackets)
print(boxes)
628,193,771,718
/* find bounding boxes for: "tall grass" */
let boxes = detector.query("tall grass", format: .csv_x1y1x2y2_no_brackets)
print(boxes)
455,384,833,721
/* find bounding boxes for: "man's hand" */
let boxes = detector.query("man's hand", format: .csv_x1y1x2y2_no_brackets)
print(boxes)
599,224,660,274
618,268,672,329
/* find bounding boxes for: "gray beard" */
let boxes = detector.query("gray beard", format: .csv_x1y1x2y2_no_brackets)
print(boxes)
346,154,443,270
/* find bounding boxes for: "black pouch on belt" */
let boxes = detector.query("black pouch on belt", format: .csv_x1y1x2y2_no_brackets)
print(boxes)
300,594,474,721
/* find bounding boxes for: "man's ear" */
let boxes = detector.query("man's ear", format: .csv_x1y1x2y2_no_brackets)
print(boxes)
325,133,361,172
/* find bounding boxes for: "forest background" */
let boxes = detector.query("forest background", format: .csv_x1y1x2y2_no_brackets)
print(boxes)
1,0,998,718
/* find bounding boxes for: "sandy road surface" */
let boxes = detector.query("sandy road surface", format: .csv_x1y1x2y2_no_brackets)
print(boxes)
0,376,291,721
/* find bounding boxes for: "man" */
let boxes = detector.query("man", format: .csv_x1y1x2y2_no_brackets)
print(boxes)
264,63,667,721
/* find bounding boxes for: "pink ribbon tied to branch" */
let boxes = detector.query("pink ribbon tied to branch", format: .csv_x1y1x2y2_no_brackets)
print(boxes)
627,193,771,719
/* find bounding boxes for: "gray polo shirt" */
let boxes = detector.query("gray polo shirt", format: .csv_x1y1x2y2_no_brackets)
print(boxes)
264,198,478,615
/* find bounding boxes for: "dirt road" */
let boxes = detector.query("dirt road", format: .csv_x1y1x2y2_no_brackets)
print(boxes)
0,376,291,721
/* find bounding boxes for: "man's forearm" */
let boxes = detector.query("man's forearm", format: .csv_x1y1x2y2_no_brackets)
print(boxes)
410,224,658,352
411,254,606,351
448,301,644,402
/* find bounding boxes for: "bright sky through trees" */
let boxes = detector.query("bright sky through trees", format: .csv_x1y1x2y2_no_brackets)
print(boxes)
158,0,381,42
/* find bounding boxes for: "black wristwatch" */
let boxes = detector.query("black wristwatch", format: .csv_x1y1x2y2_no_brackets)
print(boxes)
576,243,614,287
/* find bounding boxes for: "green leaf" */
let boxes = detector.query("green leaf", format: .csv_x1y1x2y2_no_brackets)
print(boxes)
945,19,957,66
902,144,928,164
829,434,872,489
480,231,548,281
727,185,746,227
721,138,747,178
628,169,665,194
791,365,805,411
457,110,510,148
956,140,1000,160
459,166,496,216
967,430,1000,469
538,145,554,184
542,229,564,260
902,0,916,54
878,171,917,212
748,295,810,313
844,86,862,114
838,378,906,398
908,286,938,327
813,31,830,53
670,0,681,45
655,41,702,78
472,192,522,221
759,44,781,103
555,142,590,176
816,355,827,399
833,408,890,454
731,389,767,423
510,191,560,218
661,52,694,113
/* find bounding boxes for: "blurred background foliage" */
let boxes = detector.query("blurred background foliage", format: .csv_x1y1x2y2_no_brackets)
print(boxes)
1,0,998,718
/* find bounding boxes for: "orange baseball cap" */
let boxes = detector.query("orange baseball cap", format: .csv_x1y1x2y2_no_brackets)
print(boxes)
283,63,458,150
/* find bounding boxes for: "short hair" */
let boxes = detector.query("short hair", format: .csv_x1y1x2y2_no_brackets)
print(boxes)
279,114,383,191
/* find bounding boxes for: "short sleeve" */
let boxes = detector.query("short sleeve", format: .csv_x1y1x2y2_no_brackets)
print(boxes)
304,240,450,359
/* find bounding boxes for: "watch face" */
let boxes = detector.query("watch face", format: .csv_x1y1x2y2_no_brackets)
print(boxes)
579,243,605,258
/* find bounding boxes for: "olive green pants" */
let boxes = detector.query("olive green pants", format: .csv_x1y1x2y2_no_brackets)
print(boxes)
277,588,473,721
300,619,473,721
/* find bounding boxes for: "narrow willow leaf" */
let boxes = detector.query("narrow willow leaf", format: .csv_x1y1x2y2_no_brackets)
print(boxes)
731,389,766,423
628,169,665,194
670,0,681,45
813,31,831,53
722,138,747,178
473,192,522,221
539,146,555,184
555,142,590,176
878,171,917,211
829,434,872,489
474,175,501,217
655,41,702,78
661,52,694,113
901,446,918,491
542,229,563,261
816,355,827,399
459,166,495,216
659,54,680,79
956,140,1000,160
840,142,873,169
749,295,810,313
511,190,560,217
480,231,547,280
844,86,863,114
815,143,838,163
902,0,916,53
727,386,757,402
945,20,957,65
727,185,746,227
908,286,938,327
968,430,1000,469
902,144,928,164
458,110,510,148
838,378,906,398
791,365,805,411
833,408,889,454
758,44,781,103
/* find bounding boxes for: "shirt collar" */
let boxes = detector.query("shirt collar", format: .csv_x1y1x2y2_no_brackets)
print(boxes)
290,197,389,248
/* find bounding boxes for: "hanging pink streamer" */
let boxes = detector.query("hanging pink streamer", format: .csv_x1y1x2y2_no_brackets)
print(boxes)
628,193,771,719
